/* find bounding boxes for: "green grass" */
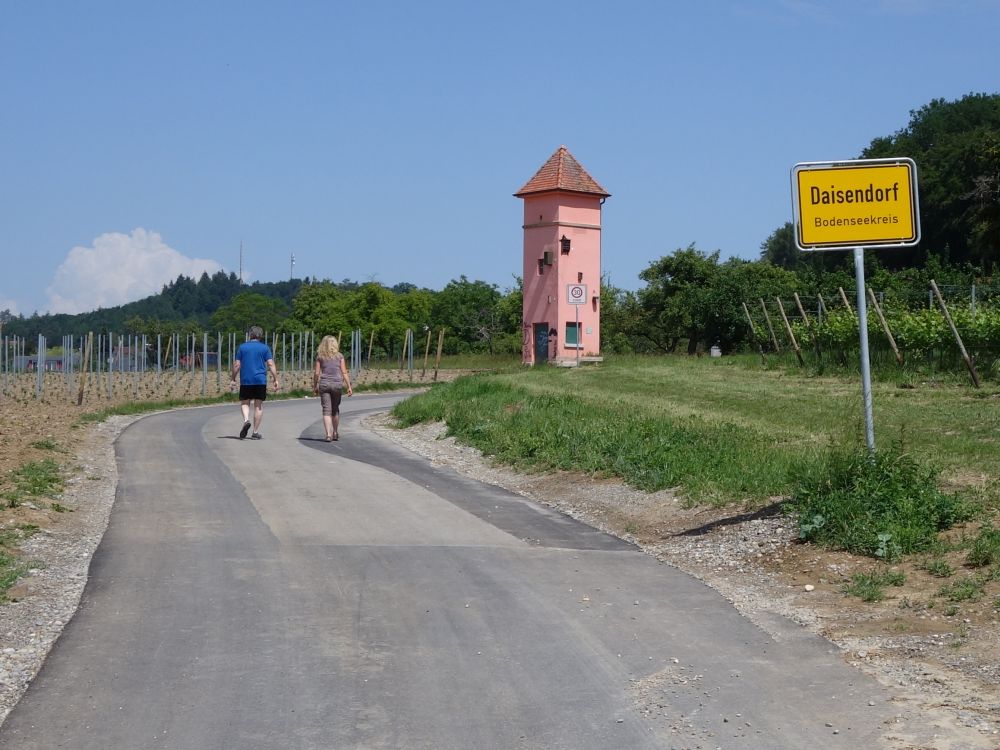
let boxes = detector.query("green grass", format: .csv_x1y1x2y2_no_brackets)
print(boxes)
393,375,803,503
789,443,972,559
938,576,985,603
842,568,906,602
966,525,1000,568
29,439,60,451
4,459,64,508
0,524,39,547
921,558,955,578
0,551,28,601
0,524,39,601
392,356,1000,511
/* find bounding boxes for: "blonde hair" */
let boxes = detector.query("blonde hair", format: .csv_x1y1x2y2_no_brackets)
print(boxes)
317,335,340,359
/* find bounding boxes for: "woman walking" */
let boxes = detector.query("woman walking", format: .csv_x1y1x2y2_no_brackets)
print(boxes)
313,335,352,441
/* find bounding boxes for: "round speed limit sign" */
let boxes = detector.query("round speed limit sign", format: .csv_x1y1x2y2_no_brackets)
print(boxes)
566,283,587,305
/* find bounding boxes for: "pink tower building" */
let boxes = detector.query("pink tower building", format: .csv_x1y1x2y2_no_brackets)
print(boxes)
515,146,610,365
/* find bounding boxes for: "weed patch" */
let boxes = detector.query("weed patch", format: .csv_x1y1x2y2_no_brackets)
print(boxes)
842,568,906,602
0,524,39,601
29,439,60,451
790,444,973,559
966,525,1000,568
4,459,63,507
921,558,955,578
938,576,985,603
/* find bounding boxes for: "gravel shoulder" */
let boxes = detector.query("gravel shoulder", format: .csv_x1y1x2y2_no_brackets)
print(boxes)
1,403,998,749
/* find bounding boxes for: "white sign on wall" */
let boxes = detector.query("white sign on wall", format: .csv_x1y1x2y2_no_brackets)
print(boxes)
566,284,587,305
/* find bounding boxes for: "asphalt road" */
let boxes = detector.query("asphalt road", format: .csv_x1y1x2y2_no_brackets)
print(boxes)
0,394,900,749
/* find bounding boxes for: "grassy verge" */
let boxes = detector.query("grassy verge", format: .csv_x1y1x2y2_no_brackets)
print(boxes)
393,374,809,504
392,355,1000,515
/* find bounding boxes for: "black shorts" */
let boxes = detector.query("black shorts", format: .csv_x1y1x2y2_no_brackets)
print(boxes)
239,384,268,402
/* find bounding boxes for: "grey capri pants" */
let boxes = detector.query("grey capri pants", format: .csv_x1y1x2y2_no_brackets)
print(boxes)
318,382,343,416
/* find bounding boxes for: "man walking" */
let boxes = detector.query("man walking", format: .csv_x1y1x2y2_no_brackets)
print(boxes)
230,326,280,440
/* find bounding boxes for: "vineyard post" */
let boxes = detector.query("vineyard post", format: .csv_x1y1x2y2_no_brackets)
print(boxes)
866,287,903,365
931,280,981,388
202,332,208,397
407,329,413,372
108,332,114,399
817,293,827,324
741,301,766,364
77,332,93,406
794,292,822,361
758,298,781,352
433,329,444,381
422,328,432,379
774,297,805,366
36,334,44,398
838,287,856,318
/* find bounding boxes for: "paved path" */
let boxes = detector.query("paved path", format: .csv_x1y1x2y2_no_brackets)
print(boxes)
0,395,900,748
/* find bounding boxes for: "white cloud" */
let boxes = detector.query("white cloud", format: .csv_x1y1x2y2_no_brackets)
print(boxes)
46,229,223,314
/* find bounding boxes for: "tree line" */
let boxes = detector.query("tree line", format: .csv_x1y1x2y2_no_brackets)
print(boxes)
3,93,997,360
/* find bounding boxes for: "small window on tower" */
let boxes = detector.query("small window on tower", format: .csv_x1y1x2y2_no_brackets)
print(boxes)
560,236,571,254
537,259,544,275
565,322,582,348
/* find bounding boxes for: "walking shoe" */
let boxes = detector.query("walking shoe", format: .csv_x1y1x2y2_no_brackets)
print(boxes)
239,421,251,439
251,433,262,440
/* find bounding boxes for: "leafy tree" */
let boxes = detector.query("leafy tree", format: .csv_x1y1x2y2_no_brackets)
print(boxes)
637,245,720,353
492,279,524,355
598,278,643,354
431,276,503,354
760,223,802,270
210,292,289,333
636,246,803,354
708,259,800,351
862,93,1000,267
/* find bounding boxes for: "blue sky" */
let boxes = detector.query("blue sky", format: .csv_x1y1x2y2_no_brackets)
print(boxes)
2,0,998,316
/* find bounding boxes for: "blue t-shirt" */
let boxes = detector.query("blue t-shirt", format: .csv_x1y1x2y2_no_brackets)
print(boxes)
235,340,273,385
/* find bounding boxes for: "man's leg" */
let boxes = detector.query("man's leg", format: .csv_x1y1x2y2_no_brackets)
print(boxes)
253,399,264,433
239,400,252,439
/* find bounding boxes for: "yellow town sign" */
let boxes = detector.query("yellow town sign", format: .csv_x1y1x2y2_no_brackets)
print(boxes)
791,158,920,250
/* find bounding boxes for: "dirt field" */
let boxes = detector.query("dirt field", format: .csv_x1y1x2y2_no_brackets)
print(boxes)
2,374,999,747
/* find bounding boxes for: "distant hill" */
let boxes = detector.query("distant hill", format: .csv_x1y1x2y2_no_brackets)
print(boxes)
1,272,308,338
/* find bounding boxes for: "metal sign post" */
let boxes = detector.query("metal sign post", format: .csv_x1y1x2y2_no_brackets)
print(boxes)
853,247,875,451
791,158,921,454
566,283,587,367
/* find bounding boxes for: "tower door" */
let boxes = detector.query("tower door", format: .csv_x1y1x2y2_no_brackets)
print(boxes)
533,323,549,364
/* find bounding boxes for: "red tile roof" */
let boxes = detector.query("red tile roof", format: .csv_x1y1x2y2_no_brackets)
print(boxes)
514,145,610,198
